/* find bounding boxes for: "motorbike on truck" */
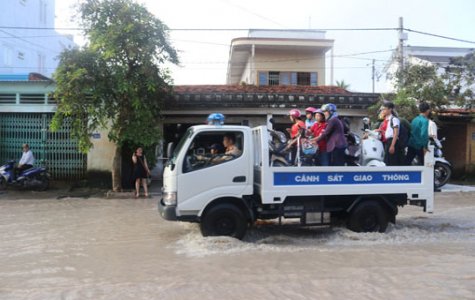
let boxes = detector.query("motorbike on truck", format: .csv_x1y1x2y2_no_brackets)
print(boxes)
0,160,50,191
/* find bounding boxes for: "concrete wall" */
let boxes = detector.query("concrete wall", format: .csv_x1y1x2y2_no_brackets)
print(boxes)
253,48,325,86
87,128,116,172
240,59,253,85
467,122,475,174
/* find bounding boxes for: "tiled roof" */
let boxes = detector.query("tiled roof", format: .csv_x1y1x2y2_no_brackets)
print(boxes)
167,85,378,110
439,108,475,119
173,85,351,95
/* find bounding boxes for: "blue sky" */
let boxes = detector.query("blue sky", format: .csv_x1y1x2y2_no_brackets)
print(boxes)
56,0,475,93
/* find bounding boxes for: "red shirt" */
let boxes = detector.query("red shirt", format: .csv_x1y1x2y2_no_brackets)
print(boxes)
379,119,389,142
291,120,305,138
311,122,327,152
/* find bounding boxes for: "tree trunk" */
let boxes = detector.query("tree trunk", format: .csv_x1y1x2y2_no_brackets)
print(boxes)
112,145,122,192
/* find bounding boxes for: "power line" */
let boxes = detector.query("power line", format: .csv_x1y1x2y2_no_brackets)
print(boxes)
1,25,474,45
0,29,62,54
0,26,398,31
405,28,475,45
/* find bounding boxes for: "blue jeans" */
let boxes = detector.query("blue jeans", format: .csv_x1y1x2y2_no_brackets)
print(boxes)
330,147,346,166
317,151,330,166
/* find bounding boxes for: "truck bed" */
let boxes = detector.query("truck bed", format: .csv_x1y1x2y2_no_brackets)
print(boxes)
252,126,434,213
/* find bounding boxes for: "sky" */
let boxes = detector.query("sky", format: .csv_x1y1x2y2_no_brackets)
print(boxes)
55,0,475,93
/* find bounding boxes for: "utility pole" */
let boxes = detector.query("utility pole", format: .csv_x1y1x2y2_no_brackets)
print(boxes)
372,59,375,93
398,17,408,81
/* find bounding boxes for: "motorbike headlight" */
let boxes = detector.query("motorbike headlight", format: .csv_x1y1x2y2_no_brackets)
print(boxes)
163,192,177,205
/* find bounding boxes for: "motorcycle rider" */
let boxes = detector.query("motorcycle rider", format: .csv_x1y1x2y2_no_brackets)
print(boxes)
315,104,347,166
15,143,35,179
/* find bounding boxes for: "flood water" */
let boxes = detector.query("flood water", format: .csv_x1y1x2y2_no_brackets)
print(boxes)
0,192,474,299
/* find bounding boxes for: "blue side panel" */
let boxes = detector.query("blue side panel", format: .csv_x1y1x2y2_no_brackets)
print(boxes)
274,171,422,185
0,74,29,81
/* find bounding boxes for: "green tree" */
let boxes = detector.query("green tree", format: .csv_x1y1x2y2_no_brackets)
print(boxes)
445,51,475,108
52,0,178,191
335,79,350,90
394,63,449,110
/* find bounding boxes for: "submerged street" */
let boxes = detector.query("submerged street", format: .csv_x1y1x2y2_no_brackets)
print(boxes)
0,191,474,299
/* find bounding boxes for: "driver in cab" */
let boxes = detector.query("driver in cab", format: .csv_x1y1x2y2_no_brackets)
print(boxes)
195,133,241,166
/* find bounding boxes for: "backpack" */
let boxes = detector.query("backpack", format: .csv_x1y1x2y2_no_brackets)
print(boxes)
391,116,411,149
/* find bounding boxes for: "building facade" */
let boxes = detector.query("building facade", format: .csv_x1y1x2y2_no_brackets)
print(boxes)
226,30,334,87
0,0,75,77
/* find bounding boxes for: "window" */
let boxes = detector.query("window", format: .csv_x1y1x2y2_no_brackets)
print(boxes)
297,72,311,85
268,71,280,85
280,72,291,85
37,53,45,74
39,0,47,24
258,71,318,86
258,72,268,86
183,131,244,173
3,46,13,66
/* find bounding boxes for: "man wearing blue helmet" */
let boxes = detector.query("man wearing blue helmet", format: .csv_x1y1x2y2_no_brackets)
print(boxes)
315,103,347,166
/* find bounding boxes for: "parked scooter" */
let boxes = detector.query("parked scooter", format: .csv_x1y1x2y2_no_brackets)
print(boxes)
345,131,362,166
268,129,291,166
268,128,317,167
360,118,386,167
0,160,50,191
432,137,452,189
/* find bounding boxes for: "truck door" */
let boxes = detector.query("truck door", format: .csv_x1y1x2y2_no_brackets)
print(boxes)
177,130,250,211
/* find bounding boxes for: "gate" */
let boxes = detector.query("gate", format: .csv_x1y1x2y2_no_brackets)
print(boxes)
0,113,86,179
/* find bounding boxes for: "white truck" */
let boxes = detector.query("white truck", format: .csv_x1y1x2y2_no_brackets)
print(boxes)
159,124,434,239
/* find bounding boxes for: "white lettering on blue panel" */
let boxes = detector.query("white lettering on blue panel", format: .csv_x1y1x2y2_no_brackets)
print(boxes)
274,171,422,186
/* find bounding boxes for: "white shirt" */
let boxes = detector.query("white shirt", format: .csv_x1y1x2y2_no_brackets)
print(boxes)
19,150,35,165
385,115,400,139
428,120,438,139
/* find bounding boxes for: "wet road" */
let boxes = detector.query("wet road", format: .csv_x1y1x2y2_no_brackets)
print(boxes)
0,192,474,299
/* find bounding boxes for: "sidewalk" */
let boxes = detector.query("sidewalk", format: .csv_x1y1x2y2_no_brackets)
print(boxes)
440,183,475,193
105,179,162,199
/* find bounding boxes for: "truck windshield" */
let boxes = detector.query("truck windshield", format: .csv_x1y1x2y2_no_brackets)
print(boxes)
169,128,193,165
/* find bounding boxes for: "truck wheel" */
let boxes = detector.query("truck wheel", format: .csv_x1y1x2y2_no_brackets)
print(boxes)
347,200,389,233
200,203,248,239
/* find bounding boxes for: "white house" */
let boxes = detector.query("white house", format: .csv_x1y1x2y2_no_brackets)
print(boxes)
226,29,334,87
0,0,75,77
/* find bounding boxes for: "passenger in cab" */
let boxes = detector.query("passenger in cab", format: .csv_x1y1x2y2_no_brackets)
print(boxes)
310,109,329,166
315,103,347,166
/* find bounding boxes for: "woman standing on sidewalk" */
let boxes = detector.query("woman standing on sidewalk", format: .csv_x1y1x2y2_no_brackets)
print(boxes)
132,147,151,198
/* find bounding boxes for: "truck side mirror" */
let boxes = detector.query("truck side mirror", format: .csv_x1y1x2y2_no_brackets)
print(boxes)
166,142,175,160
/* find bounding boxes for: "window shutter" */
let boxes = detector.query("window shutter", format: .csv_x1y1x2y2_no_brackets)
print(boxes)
310,72,318,86
290,72,297,85
258,72,268,86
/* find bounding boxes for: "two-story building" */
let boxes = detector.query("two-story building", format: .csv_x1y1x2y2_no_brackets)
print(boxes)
0,0,75,77
226,29,334,86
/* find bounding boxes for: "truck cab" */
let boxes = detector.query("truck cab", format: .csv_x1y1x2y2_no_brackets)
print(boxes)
160,125,254,230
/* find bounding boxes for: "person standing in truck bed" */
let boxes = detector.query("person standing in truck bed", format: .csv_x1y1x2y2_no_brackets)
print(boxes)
316,103,347,166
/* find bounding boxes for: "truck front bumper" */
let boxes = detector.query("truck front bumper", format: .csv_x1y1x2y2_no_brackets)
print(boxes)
158,198,178,221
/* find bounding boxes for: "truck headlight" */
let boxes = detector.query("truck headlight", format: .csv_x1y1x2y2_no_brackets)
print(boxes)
163,192,177,205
